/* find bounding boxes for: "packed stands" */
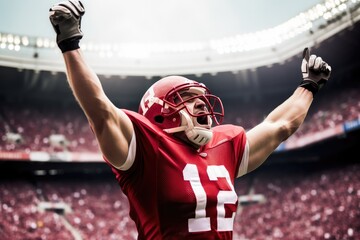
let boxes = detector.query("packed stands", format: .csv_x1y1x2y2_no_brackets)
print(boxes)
0,162,359,239
0,104,99,153
234,163,360,240
1,87,359,154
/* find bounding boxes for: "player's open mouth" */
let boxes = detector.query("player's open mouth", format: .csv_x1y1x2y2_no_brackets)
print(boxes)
197,115,208,125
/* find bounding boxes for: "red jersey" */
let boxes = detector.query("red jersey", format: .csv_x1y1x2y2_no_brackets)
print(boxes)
106,110,248,240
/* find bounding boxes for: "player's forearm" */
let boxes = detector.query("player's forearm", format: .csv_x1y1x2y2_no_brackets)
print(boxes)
63,50,112,121
264,87,313,139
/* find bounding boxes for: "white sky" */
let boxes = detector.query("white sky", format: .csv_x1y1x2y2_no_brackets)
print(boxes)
0,0,321,43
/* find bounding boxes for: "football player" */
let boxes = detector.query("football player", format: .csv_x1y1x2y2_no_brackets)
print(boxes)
49,1,331,239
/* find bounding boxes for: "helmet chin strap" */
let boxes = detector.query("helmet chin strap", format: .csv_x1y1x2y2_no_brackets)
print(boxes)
163,110,213,146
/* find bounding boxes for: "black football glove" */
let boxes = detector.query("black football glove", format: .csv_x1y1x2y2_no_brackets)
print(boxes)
299,47,332,96
49,0,85,53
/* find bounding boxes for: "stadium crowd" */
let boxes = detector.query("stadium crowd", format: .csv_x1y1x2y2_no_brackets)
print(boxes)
1,88,359,154
0,163,359,239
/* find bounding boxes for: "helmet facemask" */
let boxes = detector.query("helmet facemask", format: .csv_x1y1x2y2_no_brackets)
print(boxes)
161,83,224,146
138,77,224,147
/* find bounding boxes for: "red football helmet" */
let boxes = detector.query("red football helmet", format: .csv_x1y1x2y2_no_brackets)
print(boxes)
138,76,224,145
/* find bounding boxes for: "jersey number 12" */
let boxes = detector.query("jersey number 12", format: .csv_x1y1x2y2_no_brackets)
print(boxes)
183,164,238,232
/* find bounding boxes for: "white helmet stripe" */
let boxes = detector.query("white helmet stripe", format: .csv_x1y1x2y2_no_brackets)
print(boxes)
140,86,164,115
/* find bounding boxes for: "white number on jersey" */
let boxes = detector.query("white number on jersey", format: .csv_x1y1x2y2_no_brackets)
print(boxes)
183,164,237,232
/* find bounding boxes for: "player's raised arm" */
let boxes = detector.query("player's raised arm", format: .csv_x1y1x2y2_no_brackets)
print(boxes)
49,0,134,168
244,48,332,174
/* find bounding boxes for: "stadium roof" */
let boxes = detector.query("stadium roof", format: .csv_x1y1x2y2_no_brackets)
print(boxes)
0,0,320,42
0,0,359,76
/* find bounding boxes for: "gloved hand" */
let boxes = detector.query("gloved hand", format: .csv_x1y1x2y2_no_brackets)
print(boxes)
49,0,85,53
299,47,332,96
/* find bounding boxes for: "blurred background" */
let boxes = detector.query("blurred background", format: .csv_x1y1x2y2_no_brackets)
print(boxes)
0,0,359,239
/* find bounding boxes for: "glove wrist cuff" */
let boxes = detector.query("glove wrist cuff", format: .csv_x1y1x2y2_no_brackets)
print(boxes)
58,37,80,53
299,79,319,96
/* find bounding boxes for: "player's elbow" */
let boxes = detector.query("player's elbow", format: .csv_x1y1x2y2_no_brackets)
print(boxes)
281,119,303,141
278,108,307,141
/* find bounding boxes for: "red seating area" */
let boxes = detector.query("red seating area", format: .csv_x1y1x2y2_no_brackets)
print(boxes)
292,88,360,138
0,163,359,239
38,178,138,240
0,179,74,240
0,104,100,153
224,88,360,133
233,163,360,240
1,89,359,153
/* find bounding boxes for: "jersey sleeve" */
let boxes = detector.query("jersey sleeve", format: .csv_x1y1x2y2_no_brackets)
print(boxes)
119,109,163,171
228,125,249,178
237,139,249,177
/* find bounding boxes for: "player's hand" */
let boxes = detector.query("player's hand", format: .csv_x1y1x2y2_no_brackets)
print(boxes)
299,47,332,95
49,0,85,53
